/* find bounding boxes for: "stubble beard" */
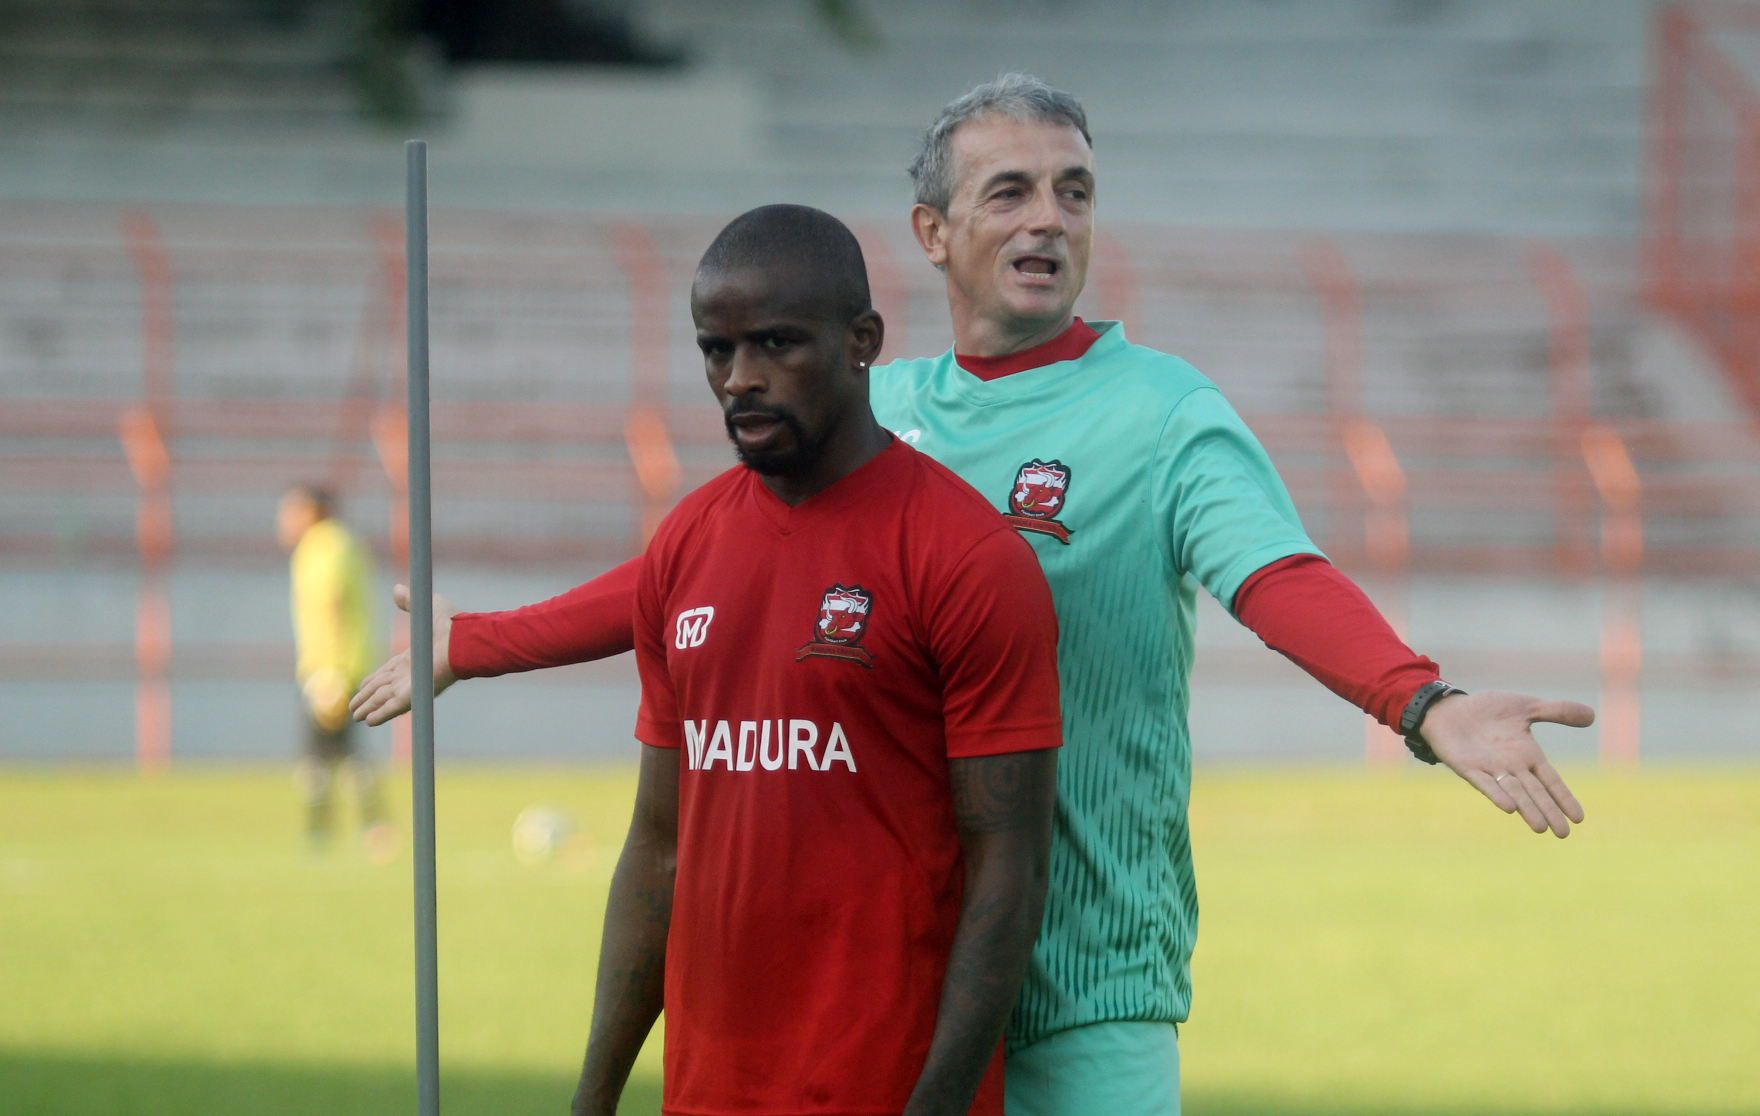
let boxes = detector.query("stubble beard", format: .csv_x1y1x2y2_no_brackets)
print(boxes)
725,404,824,477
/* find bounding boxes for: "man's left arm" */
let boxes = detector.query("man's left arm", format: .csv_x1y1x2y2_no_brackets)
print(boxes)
904,748,1056,1116
1415,688,1591,836
1234,555,1592,837
906,523,1065,1116
1158,387,1592,837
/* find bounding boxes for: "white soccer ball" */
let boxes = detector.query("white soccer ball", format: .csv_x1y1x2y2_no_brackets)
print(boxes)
512,805,577,866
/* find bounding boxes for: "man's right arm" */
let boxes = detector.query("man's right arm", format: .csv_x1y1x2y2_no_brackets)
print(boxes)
571,743,678,1116
575,541,680,1116
449,554,643,678
350,555,642,726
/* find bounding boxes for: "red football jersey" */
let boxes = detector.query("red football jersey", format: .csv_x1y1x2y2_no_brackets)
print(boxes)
633,438,1063,1116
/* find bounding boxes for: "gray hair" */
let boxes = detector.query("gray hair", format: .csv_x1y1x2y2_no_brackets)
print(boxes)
907,74,1092,214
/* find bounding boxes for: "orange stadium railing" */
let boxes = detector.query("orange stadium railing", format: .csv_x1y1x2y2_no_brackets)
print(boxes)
3,203,1759,770
1648,0,1760,420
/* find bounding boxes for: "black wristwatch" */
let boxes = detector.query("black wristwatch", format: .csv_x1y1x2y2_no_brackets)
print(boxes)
1398,680,1467,764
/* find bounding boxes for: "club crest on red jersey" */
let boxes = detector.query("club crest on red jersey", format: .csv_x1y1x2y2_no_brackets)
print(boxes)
795,584,875,668
1005,459,1074,544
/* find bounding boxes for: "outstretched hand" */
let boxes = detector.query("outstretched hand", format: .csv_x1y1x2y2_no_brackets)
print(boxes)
349,584,459,726
1419,690,1593,838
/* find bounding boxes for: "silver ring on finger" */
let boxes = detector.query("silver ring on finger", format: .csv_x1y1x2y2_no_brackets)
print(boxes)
1493,772,1512,783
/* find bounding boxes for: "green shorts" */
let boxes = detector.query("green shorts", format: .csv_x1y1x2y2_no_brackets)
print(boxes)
1004,1021,1180,1116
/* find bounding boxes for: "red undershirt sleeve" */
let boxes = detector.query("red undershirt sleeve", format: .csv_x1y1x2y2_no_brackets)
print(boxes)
448,554,642,679
929,528,1064,759
1231,553,1441,729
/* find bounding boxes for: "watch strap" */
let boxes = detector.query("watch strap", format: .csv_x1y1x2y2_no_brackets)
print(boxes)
1398,679,1466,765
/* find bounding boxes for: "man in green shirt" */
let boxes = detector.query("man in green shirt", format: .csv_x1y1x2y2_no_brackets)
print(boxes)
872,74,1588,1114
353,74,1592,1116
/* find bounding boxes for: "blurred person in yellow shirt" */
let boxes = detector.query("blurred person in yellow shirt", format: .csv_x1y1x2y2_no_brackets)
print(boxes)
277,485,385,850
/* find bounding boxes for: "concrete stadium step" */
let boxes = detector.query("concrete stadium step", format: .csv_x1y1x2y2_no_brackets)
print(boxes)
0,0,360,129
2,204,1753,580
643,0,1651,235
0,0,1665,235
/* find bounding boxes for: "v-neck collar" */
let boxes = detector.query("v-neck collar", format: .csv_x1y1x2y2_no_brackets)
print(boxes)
747,436,910,535
947,320,1126,405
955,317,1101,381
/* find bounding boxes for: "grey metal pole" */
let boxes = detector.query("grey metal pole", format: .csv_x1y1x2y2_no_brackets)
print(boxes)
405,138,440,1116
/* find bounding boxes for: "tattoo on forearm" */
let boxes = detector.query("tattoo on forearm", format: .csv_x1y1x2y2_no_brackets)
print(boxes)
905,749,1056,1116
951,749,1049,834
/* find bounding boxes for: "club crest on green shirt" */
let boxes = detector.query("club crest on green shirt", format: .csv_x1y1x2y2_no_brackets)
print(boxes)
1004,459,1074,544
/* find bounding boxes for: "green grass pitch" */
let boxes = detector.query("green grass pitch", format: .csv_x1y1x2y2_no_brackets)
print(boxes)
1,765,1755,1115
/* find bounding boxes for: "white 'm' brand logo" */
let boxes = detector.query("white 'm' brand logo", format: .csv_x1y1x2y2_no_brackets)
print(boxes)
674,606,715,649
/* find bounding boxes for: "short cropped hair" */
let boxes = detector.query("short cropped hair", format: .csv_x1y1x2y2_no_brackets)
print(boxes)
287,484,335,518
908,74,1092,214
697,204,872,324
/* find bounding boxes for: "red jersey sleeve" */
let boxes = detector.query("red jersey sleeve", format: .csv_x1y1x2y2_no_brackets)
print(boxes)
927,527,1064,759
631,544,683,750
448,555,640,679
1232,553,1440,729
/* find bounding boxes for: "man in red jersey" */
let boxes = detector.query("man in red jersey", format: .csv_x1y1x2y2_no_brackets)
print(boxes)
569,205,1063,1116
